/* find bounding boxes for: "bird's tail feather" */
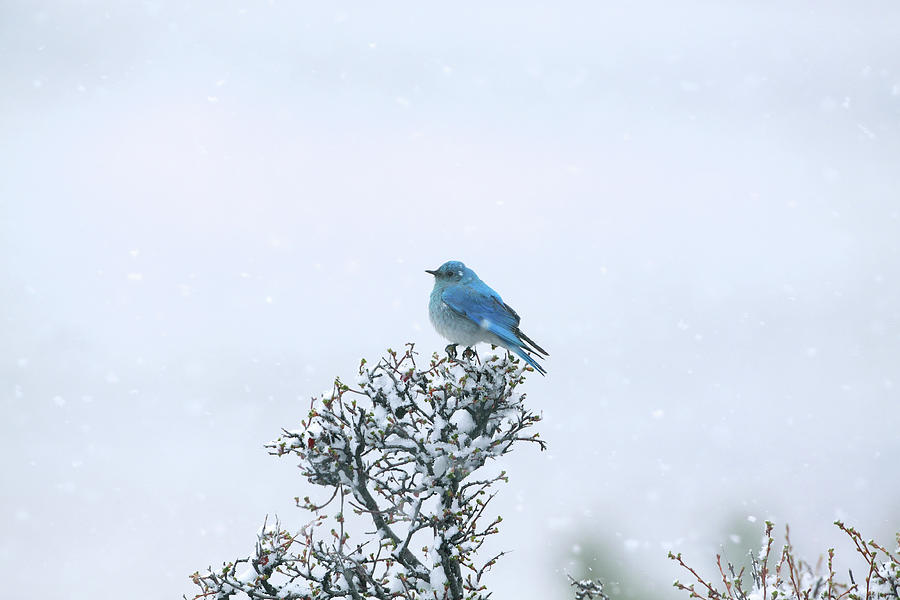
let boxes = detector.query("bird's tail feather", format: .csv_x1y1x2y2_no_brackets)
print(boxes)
481,322,548,375
511,345,547,376
516,329,548,357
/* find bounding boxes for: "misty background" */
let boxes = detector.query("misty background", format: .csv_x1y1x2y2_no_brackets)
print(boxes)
2,1,898,598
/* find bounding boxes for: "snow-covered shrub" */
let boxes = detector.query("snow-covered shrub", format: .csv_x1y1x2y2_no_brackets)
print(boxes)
568,575,610,600
188,344,546,600
668,521,899,600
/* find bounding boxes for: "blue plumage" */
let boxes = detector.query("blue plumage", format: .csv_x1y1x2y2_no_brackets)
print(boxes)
426,260,548,375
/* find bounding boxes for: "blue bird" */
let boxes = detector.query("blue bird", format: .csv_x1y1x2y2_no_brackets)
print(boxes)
426,260,548,375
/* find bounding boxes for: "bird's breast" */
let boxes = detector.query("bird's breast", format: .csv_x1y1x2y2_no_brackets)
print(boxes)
428,289,489,346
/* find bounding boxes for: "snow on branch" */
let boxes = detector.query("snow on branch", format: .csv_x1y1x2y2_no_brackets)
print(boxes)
568,575,610,600
189,344,546,600
669,521,899,600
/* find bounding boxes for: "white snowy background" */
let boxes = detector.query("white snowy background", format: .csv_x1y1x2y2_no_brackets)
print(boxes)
2,1,898,598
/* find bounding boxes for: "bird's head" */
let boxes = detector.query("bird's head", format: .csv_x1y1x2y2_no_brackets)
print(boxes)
425,260,468,283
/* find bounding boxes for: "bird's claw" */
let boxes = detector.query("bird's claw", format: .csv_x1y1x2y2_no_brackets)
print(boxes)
462,346,481,363
445,344,458,360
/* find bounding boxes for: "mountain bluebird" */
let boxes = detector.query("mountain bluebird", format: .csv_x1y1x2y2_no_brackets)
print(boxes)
426,260,548,375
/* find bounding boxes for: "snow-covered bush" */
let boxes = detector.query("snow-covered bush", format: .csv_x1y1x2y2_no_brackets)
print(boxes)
669,521,899,600
568,575,610,600
188,344,547,600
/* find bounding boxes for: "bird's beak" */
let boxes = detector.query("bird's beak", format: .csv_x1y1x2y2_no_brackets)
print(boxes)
425,269,437,276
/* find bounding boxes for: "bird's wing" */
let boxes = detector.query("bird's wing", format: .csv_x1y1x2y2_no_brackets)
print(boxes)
440,285,523,348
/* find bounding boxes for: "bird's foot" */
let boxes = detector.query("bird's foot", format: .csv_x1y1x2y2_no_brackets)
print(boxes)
462,346,481,364
444,344,459,360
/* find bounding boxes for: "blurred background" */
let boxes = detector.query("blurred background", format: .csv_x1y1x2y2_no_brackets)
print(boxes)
2,1,899,598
